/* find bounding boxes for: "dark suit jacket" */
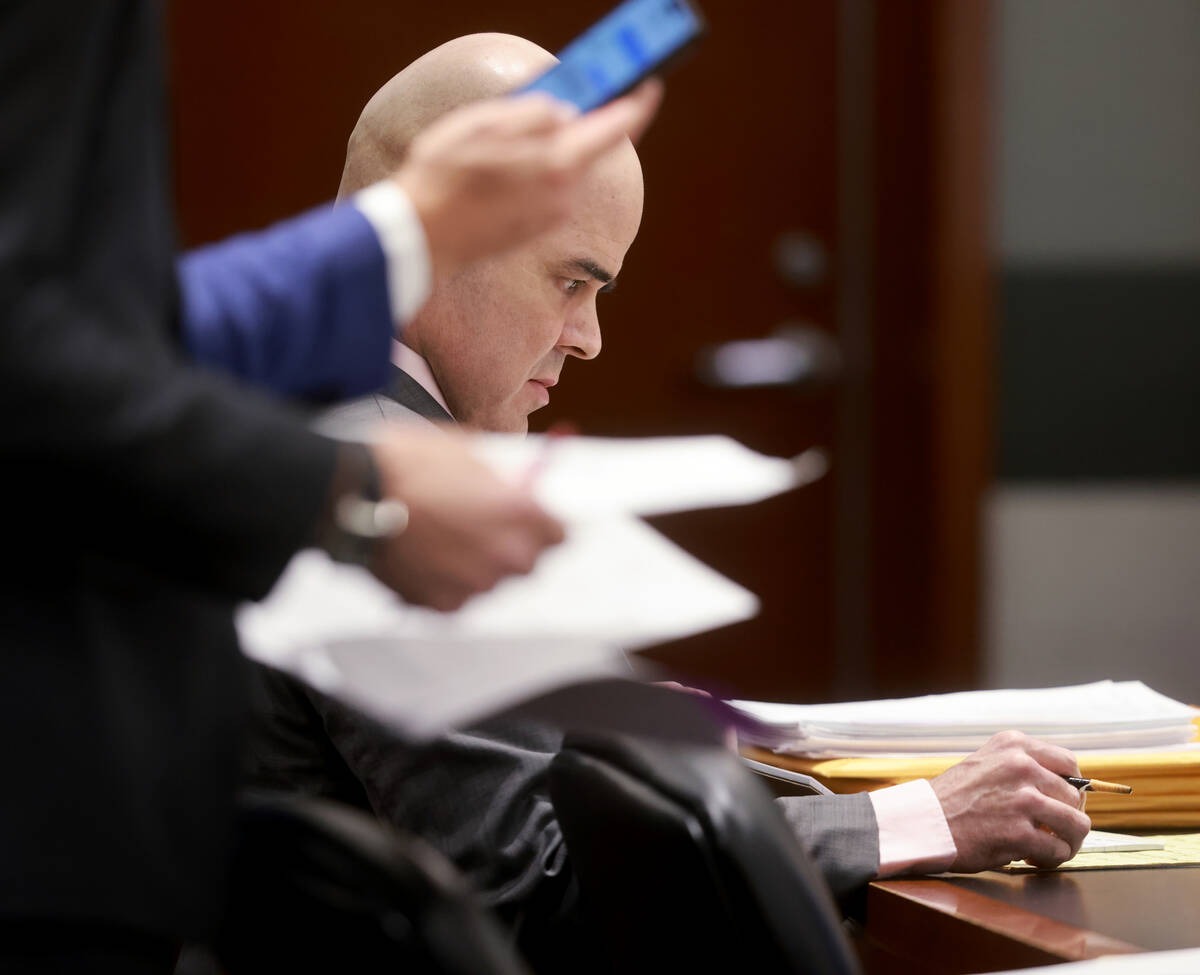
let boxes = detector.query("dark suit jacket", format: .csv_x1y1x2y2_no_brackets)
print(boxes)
0,1,389,939
248,368,882,952
249,365,568,893
315,364,455,430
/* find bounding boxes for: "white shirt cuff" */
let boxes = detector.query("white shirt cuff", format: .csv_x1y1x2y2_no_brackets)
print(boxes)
353,180,432,327
869,778,958,877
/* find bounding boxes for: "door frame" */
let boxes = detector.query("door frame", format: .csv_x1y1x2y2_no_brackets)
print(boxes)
837,0,993,697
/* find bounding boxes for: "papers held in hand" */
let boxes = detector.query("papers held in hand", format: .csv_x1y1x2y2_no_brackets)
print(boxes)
238,519,753,741
471,433,827,521
238,434,825,741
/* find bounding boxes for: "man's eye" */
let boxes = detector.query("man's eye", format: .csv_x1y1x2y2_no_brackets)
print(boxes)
562,278,586,294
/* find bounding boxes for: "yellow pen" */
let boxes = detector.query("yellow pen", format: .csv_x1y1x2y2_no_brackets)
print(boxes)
1064,775,1133,795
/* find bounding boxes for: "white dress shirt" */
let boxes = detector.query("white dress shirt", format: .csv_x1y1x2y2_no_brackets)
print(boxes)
353,179,432,326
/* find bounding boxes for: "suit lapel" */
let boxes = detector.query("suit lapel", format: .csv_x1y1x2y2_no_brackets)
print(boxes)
387,365,453,423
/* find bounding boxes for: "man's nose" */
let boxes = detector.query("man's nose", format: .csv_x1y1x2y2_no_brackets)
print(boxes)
559,305,602,360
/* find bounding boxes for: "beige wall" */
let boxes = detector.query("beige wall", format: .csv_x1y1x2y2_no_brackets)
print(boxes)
984,487,1200,699
997,0,1200,266
986,0,1200,698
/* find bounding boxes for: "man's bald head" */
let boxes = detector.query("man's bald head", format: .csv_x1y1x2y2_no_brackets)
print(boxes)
338,33,557,200
345,33,646,434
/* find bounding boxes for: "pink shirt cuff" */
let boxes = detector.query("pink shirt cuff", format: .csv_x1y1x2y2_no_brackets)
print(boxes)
869,778,957,877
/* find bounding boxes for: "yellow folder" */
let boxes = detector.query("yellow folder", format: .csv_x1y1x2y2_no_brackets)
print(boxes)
743,745,1200,829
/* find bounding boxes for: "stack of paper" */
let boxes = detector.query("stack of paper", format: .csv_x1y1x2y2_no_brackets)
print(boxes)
239,434,820,741
730,681,1198,756
731,682,1200,829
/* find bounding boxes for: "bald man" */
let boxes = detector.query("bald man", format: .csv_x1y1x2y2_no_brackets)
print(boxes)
249,32,1091,963
319,33,638,435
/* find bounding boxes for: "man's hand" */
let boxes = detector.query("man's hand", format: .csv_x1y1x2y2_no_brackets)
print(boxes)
930,731,1091,872
394,80,662,279
367,427,564,611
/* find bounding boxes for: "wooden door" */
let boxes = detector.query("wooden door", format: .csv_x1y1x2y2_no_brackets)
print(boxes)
536,2,843,701
171,0,992,703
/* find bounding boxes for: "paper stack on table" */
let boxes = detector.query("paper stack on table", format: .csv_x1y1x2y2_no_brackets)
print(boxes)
238,434,822,741
731,681,1200,829
729,681,1198,756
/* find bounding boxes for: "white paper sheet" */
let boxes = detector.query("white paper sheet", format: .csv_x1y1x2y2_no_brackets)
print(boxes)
393,516,758,649
290,634,630,741
238,517,758,739
471,433,826,520
1078,830,1166,854
236,432,825,739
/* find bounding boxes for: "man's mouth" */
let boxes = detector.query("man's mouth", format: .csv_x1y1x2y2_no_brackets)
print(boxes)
527,377,556,408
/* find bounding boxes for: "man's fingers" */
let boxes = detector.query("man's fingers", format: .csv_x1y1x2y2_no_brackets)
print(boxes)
550,79,664,169
609,78,664,145
489,92,580,136
1019,735,1083,779
432,92,575,142
1016,739,1090,812
1028,761,1090,808
503,492,566,546
424,586,471,613
487,534,544,579
1023,829,1074,870
985,730,1085,805
529,503,566,546
462,503,563,586
1028,793,1091,855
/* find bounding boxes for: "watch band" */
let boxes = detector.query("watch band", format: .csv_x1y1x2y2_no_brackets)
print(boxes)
316,442,408,566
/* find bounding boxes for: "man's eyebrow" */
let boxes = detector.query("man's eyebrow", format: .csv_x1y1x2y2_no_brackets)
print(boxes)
565,257,618,293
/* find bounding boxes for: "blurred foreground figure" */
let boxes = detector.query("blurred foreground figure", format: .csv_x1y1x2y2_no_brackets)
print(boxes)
248,32,1092,971
0,1,657,968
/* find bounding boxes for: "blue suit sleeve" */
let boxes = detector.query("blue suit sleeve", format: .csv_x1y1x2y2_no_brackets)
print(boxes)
178,203,394,401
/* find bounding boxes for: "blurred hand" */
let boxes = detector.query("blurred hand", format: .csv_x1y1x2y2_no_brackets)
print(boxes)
394,79,663,279
367,427,564,611
930,731,1091,872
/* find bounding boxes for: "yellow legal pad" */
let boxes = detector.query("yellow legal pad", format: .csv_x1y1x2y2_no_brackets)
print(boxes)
1003,831,1200,873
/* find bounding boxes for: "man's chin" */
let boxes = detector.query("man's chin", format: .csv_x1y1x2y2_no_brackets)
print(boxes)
465,409,529,435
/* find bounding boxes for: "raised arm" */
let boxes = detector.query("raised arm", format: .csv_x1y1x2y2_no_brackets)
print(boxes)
176,82,662,402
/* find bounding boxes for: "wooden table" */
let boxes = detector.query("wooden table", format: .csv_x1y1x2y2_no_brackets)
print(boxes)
859,867,1200,973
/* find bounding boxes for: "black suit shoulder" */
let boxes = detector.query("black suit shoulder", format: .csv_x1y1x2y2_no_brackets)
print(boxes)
0,0,338,937
0,0,335,599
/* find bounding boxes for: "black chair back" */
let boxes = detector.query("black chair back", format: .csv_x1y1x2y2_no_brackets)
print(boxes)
217,791,530,975
549,735,861,975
